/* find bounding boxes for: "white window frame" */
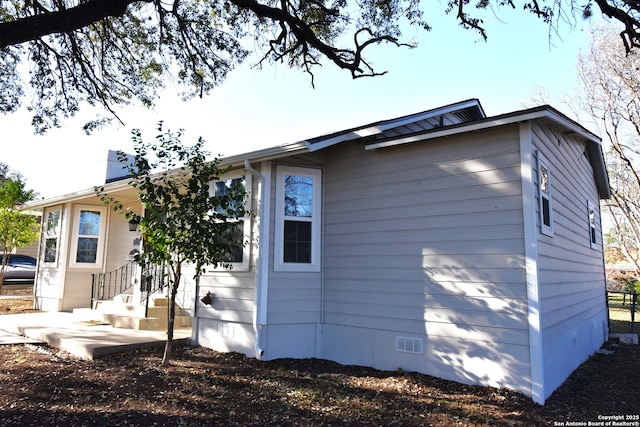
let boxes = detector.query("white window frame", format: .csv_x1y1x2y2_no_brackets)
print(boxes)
69,205,107,269
537,151,554,237
587,200,598,249
274,166,322,272
42,206,62,266
206,172,252,272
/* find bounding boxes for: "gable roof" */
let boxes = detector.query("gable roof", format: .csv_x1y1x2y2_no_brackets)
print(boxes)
227,100,609,199
27,99,610,210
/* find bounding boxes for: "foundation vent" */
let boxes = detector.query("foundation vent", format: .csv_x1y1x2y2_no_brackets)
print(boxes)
396,336,423,354
218,322,235,338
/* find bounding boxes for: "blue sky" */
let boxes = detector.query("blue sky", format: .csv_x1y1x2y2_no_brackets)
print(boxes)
1,5,606,198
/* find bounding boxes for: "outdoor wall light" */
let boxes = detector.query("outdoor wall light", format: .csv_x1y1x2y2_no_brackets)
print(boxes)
128,217,140,232
200,291,214,306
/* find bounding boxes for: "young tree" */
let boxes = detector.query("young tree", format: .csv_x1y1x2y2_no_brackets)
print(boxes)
0,167,39,293
0,0,634,133
97,123,247,365
577,25,640,271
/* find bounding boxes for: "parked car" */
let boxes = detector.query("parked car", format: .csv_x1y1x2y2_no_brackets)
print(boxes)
1,254,36,285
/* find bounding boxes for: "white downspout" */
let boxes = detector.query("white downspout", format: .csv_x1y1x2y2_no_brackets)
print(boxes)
245,159,271,359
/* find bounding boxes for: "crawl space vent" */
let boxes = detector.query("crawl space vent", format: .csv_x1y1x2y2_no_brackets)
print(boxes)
396,336,423,354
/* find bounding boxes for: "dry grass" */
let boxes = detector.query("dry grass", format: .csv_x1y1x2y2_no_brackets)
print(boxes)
0,286,38,315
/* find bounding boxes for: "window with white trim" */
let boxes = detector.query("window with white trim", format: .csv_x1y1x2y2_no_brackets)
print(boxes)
43,208,62,265
537,152,554,237
70,205,107,268
209,173,251,271
588,200,597,249
274,166,321,271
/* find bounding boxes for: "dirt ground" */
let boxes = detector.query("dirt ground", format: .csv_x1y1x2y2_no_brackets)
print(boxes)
1,289,639,426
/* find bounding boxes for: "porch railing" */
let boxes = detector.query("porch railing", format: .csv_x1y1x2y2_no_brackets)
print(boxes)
91,261,167,314
91,261,139,307
140,262,167,317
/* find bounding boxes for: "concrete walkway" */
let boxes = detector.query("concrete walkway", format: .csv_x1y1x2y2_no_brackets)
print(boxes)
0,312,191,359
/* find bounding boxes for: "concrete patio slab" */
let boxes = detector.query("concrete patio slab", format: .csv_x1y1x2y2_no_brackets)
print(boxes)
0,312,191,359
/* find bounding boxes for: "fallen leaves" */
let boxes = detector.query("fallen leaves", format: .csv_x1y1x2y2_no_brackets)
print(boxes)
0,341,638,426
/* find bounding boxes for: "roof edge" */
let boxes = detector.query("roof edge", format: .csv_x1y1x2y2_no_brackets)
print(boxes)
306,98,485,152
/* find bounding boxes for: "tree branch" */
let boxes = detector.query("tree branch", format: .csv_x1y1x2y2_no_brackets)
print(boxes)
593,0,640,53
0,0,147,48
230,0,408,78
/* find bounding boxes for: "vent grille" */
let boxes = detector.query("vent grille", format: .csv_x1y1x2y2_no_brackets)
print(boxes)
396,336,423,354
218,322,235,338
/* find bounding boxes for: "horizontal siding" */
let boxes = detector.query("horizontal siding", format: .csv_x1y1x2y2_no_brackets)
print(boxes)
197,272,256,324
322,125,529,351
532,121,607,339
266,156,324,326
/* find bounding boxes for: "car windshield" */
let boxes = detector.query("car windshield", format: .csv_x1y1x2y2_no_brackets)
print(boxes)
8,256,36,266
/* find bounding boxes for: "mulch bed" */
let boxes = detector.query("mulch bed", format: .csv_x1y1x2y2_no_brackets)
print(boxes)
0,290,638,426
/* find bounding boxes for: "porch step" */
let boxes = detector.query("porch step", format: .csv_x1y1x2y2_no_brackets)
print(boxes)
73,297,191,332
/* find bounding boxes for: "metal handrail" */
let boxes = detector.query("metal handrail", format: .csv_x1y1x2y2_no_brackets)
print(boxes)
91,260,167,316
140,262,166,317
91,261,138,307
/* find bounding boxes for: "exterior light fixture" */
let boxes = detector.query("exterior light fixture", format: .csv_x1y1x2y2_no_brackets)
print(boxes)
128,217,140,232
200,292,214,306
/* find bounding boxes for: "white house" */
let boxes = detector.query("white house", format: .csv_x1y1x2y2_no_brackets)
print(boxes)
26,99,611,404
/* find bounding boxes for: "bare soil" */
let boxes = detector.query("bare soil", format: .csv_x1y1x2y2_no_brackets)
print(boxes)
1,289,639,426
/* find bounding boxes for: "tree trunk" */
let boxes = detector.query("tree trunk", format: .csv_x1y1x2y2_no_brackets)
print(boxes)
162,264,180,366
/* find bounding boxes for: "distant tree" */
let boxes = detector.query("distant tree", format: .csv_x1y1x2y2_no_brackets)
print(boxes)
577,25,640,271
0,0,637,133
97,123,247,365
0,168,39,293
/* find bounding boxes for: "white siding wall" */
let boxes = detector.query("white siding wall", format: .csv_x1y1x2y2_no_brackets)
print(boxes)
320,126,532,393
531,122,608,398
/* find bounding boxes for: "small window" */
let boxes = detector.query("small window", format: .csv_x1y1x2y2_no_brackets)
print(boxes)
274,166,321,271
70,205,107,268
537,152,554,237
588,200,597,249
43,208,61,264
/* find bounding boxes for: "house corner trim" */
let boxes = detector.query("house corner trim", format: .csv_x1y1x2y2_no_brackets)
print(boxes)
519,122,546,404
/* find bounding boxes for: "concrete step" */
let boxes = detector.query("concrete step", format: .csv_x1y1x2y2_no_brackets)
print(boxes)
103,313,191,331
75,294,191,332
94,301,146,317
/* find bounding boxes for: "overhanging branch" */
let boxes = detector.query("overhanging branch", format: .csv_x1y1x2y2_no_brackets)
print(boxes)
0,0,147,48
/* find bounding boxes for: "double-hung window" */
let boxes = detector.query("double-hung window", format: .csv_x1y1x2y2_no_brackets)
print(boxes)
274,166,321,272
70,205,107,268
43,208,62,265
537,152,554,237
210,173,251,271
587,200,597,249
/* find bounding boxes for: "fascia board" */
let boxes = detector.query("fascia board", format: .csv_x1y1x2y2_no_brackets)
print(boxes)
27,143,309,209
306,100,485,152
222,142,309,166
24,180,133,210
365,110,601,151
305,126,382,152
379,99,485,131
